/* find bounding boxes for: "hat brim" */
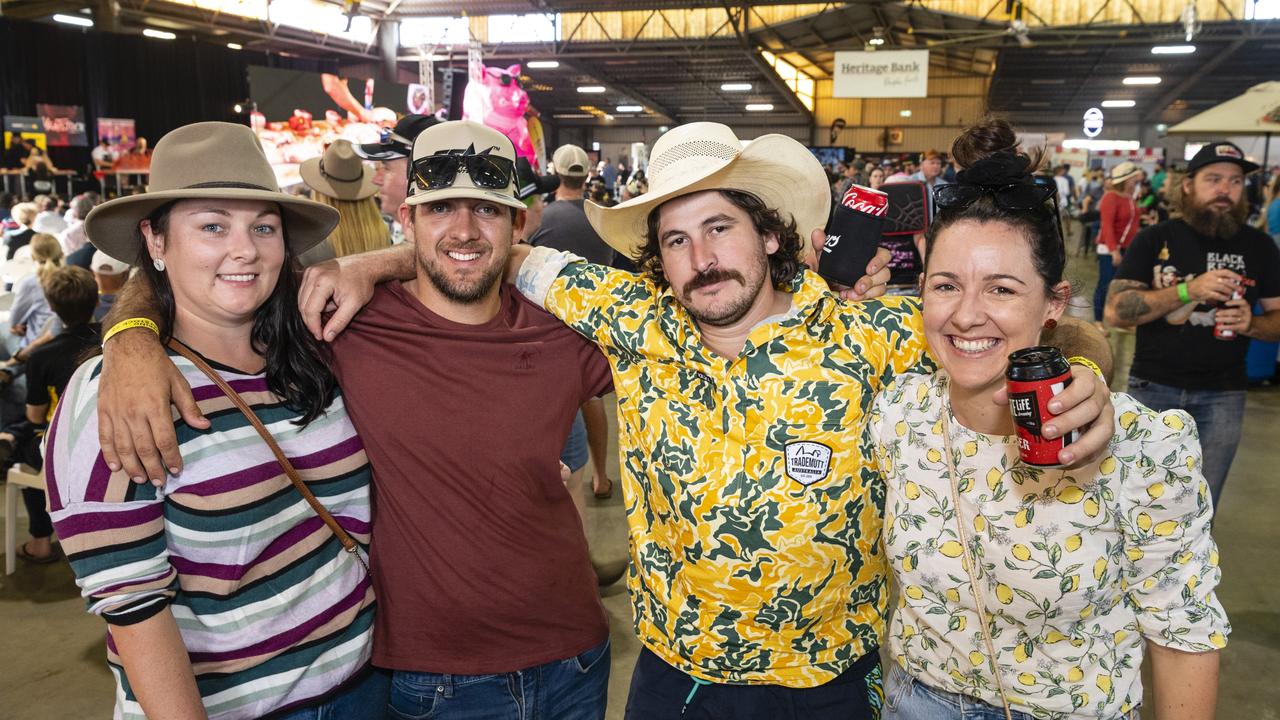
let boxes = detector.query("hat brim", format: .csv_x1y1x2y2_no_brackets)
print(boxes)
585,134,832,260
1190,156,1260,175
518,174,560,200
299,157,380,201
1109,170,1143,184
404,185,527,211
84,188,339,265
354,141,410,161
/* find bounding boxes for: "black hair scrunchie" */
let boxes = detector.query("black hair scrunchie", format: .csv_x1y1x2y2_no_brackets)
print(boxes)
956,151,1033,187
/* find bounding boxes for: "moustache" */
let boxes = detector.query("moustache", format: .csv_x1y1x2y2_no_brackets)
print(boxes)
682,268,746,297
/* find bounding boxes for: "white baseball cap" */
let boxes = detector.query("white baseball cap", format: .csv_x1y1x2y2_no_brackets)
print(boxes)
91,250,132,276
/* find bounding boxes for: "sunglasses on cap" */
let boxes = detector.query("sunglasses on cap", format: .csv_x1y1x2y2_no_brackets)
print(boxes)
411,146,515,192
933,176,1057,212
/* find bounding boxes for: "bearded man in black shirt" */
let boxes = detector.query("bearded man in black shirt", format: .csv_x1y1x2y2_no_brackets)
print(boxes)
1106,142,1280,510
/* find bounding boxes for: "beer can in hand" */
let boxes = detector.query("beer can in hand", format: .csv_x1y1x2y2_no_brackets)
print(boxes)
1214,288,1244,340
819,184,888,288
1006,346,1079,467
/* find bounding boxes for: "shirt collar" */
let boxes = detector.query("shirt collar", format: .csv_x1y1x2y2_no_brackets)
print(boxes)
653,268,838,362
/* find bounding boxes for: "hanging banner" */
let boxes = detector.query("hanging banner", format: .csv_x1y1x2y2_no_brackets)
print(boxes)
832,50,929,98
4,116,41,134
97,117,137,157
36,104,89,146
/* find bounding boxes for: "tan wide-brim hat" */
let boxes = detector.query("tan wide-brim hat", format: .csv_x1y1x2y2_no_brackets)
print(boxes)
586,122,832,259
300,139,378,201
85,122,339,264
404,120,525,211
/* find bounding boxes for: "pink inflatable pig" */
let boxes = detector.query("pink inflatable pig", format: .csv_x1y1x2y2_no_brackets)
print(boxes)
462,63,536,169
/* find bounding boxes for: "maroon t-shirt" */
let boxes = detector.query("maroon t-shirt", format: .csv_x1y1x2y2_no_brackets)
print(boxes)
328,280,613,674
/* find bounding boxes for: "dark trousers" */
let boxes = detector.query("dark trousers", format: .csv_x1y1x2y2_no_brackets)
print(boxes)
5,420,48,537
1094,253,1117,322
624,647,882,720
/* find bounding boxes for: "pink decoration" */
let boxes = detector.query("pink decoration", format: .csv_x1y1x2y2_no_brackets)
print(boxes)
463,63,536,168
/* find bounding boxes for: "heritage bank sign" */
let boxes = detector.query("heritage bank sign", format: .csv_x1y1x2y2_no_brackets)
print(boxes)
833,50,930,98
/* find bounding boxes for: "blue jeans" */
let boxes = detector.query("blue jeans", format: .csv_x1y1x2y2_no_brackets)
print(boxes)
387,638,610,720
1094,253,1117,321
883,663,1138,720
1126,376,1243,510
272,667,392,720
560,410,589,472
883,663,1036,720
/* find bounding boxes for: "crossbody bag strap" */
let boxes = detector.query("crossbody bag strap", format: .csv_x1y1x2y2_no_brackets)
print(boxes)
940,408,1014,720
166,339,370,576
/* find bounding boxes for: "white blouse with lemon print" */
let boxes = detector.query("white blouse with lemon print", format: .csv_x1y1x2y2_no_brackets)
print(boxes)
870,372,1229,719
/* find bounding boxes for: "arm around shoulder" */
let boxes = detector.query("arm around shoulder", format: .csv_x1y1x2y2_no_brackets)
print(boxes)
515,246,641,347
99,271,205,483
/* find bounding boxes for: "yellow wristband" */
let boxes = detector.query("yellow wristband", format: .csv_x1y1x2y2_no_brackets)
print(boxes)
102,318,160,346
1067,356,1105,380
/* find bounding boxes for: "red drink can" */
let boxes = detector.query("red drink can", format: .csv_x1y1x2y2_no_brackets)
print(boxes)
819,184,888,287
1214,288,1243,340
1006,346,1078,467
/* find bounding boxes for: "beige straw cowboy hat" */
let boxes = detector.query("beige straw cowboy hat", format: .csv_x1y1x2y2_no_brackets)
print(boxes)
85,122,339,263
585,122,832,258
1108,161,1143,185
300,139,379,201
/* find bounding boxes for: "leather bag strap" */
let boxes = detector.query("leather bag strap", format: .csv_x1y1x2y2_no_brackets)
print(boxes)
167,339,370,576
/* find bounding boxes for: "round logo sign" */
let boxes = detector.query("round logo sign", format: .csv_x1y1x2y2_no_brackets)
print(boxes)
1083,108,1105,138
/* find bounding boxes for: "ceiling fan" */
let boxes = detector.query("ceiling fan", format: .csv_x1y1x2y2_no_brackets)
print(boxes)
909,0,1126,49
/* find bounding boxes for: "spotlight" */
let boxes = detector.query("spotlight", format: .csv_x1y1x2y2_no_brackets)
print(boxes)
234,99,257,114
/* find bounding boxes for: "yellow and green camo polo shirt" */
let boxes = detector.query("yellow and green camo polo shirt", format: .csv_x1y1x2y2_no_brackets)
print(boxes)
525,252,930,687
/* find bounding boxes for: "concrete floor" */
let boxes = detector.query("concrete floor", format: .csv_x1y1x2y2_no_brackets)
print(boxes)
3,244,1278,719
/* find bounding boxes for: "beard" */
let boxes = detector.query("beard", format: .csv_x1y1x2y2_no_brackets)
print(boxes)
418,247,505,304
1179,190,1248,240
678,256,769,327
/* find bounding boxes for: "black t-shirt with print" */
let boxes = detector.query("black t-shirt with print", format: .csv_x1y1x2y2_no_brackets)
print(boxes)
1114,218,1280,390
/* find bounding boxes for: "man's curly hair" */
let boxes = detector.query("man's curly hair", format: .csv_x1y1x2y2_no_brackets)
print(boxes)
632,189,806,289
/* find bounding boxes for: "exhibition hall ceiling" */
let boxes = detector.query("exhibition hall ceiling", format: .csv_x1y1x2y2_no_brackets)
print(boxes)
12,0,1280,128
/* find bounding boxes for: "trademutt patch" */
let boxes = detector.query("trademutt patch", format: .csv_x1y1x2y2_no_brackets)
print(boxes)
784,441,833,485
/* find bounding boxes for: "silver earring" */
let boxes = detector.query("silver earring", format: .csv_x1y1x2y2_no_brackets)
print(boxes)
153,258,166,272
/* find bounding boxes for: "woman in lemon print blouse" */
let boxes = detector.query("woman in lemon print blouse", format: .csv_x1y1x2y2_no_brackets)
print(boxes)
871,119,1228,720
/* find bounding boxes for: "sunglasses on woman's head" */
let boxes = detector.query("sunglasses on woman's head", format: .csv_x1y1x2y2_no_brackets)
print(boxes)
411,148,515,193
933,177,1058,212
935,176,1064,243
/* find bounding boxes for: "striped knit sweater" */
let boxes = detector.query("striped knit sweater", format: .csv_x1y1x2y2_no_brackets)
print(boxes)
46,351,375,720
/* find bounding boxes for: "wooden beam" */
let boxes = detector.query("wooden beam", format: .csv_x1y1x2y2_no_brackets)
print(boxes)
556,57,679,123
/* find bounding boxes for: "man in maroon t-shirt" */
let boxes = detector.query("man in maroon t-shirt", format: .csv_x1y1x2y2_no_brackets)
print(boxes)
95,121,614,719
327,121,613,718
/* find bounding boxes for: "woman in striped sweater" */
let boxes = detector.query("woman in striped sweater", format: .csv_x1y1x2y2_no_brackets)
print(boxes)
45,123,385,720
